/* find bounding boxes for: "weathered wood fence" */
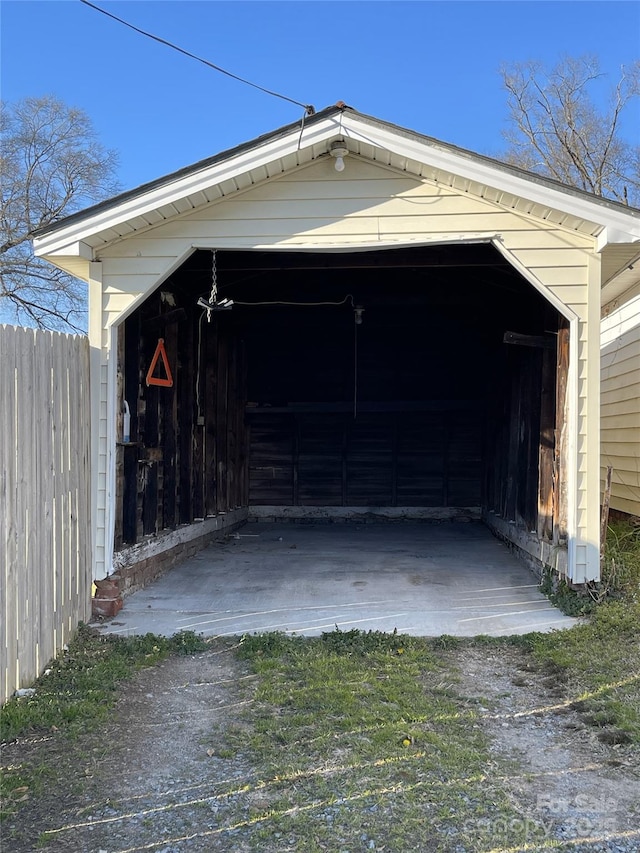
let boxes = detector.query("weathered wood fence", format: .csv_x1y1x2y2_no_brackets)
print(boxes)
1,325,92,704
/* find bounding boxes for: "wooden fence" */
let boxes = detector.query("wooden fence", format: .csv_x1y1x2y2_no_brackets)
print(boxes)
1,325,92,704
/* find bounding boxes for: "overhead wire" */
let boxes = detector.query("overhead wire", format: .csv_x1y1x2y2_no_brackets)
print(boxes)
231,296,356,308
79,0,315,116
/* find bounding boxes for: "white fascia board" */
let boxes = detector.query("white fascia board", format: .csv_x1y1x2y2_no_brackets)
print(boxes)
341,114,640,243
596,227,640,252
44,240,93,259
33,117,345,257
37,240,93,281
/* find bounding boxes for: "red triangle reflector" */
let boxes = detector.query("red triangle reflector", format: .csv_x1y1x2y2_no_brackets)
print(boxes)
146,338,174,387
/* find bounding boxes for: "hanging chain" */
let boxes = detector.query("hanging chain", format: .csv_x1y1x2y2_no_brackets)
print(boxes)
204,250,218,323
210,250,218,304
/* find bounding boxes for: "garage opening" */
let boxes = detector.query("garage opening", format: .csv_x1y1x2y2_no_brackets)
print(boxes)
116,244,568,571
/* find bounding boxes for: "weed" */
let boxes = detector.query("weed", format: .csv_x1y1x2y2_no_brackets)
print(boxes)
318,626,417,656
238,631,298,660
1,626,207,745
216,747,236,759
432,634,463,650
540,520,640,614
594,520,640,602
540,568,595,615
464,597,640,746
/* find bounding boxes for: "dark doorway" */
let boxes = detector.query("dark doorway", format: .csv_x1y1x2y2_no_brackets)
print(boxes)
116,245,564,548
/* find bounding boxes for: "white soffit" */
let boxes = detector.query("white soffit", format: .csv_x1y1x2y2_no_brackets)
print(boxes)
33,116,343,256
342,114,640,243
33,108,640,262
601,249,640,309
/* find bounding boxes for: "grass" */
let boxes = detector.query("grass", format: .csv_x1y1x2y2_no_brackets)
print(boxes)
2,526,639,847
223,592,640,850
541,519,640,615
226,629,549,851
0,625,207,821
523,600,640,743
529,519,640,743
599,519,640,601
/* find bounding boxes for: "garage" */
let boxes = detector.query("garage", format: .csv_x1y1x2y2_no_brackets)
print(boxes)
33,105,640,593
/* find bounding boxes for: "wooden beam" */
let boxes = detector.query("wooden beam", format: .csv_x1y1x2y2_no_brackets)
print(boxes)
503,331,555,349
204,318,219,517
292,416,300,507
178,310,194,524
553,323,570,544
537,344,556,540
215,329,229,514
162,323,178,530
123,312,142,543
141,319,160,536
600,466,613,559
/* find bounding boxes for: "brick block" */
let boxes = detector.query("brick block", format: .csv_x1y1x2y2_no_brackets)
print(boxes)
92,596,123,619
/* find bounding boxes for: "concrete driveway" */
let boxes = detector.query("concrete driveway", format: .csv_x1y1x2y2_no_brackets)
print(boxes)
98,522,578,638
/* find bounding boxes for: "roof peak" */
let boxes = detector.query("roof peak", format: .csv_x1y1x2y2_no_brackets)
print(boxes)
33,106,640,244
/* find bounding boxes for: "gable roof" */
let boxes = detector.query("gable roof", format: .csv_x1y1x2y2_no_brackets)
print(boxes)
33,105,640,301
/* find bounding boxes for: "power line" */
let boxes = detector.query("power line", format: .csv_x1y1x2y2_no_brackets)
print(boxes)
79,0,316,116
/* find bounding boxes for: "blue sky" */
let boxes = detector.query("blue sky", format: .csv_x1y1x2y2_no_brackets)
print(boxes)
2,1,639,194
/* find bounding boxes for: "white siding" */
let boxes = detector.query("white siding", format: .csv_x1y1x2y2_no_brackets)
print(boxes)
601,294,640,516
91,157,599,581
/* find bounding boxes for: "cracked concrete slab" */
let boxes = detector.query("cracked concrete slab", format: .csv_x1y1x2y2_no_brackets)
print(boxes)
97,522,578,639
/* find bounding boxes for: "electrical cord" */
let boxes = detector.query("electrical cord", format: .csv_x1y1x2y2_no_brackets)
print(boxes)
80,0,315,115
232,295,356,308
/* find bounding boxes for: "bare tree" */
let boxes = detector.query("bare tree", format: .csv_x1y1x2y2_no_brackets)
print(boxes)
501,55,640,206
1,96,119,332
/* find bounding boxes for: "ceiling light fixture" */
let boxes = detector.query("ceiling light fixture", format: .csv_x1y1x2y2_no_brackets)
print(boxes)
330,139,349,172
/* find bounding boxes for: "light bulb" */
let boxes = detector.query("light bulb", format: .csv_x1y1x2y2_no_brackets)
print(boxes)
329,140,348,171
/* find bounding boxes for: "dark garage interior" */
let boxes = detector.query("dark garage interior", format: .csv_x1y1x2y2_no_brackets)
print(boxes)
115,245,567,557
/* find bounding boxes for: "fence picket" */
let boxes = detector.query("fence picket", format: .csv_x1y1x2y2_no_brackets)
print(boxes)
1,325,91,704
1,326,19,700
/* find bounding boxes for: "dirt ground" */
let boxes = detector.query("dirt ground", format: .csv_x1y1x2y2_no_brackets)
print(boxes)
452,647,640,851
2,642,639,853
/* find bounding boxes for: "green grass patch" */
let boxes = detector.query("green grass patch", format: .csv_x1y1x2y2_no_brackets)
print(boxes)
541,520,640,616
1,624,207,744
525,600,640,743
231,628,548,851
0,624,207,821
468,598,640,745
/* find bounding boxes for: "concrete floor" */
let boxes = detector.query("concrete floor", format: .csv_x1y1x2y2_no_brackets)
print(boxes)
98,522,578,639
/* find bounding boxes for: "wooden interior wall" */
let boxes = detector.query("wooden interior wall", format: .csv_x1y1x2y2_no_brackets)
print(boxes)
233,249,560,524
484,311,566,543
241,287,488,509
114,246,565,545
484,345,543,529
115,290,247,548
248,406,482,507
